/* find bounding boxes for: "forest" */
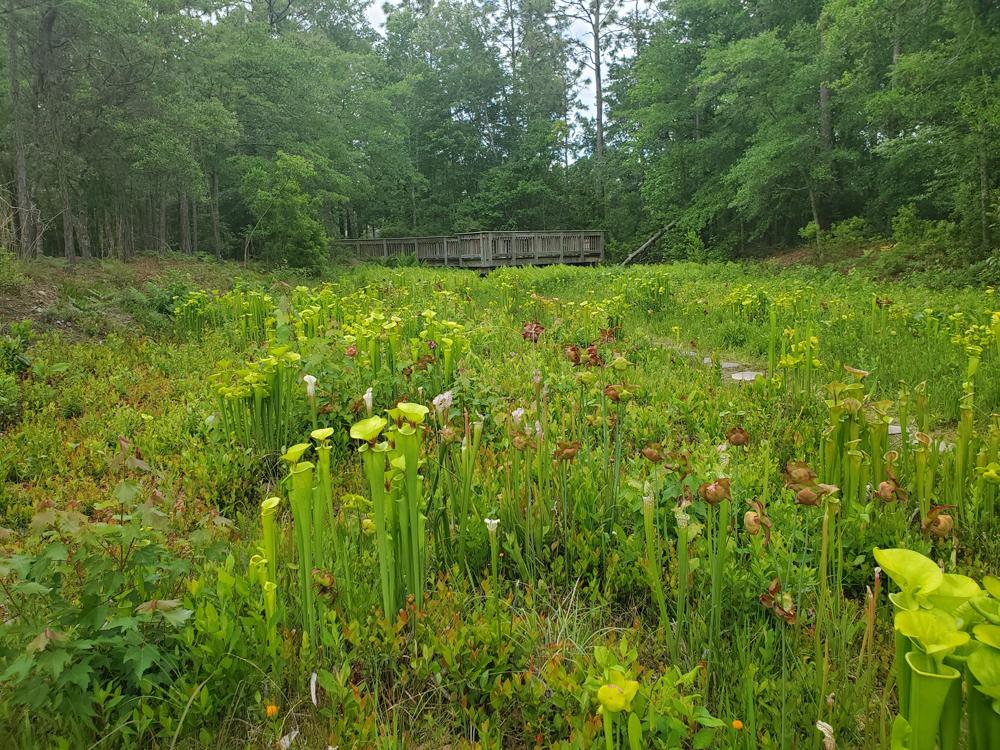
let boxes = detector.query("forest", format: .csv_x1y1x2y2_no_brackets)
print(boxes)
1,0,998,270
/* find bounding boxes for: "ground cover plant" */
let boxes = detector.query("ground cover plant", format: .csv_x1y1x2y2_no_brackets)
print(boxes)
0,257,998,748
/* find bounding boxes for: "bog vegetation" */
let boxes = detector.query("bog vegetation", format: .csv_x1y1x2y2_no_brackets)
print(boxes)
0,256,997,748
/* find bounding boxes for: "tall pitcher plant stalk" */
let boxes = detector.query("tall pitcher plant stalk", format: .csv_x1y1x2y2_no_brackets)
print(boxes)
354,414,396,619
352,402,430,618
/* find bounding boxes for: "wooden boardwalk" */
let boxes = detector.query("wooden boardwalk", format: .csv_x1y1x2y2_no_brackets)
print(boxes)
339,230,603,269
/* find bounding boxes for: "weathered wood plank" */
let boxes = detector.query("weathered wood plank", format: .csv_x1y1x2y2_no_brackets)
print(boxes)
337,230,603,269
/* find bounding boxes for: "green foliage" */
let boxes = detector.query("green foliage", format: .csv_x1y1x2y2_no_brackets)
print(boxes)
0,321,32,375
1,258,1000,748
0,373,21,430
0,250,26,293
239,152,339,269
0,483,191,730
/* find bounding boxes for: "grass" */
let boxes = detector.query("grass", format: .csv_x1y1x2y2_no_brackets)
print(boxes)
0,255,996,749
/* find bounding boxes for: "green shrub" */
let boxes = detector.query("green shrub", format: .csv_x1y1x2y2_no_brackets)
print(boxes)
0,250,26,294
0,373,20,429
0,483,191,735
0,320,32,375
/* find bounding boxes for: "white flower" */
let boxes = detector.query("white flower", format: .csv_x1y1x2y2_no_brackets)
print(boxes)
512,407,525,427
310,671,318,706
303,374,317,400
432,390,453,418
815,721,836,750
363,387,373,415
484,517,499,535
534,420,543,439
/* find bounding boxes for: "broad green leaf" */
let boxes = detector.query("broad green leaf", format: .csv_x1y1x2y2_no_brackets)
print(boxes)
895,608,968,660
692,727,717,749
889,715,912,750
114,480,141,506
967,645,1000,706
984,576,1000,600
974,623,1000,649
59,661,92,692
926,573,981,613
627,712,643,750
874,548,943,608
124,644,160,682
350,415,387,442
310,427,334,441
281,443,311,464
393,402,429,424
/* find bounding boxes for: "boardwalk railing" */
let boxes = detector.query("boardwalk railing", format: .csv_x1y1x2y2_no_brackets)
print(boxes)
338,230,603,269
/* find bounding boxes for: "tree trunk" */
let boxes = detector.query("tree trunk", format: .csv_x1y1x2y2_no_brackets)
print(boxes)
592,13,604,163
211,171,222,257
179,191,191,253
808,181,822,258
76,211,92,259
7,0,38,259
980,146,991,256
159,195,168,250
61,176,75,261
591,6,605,215
192,195,199,254
818,82,833,231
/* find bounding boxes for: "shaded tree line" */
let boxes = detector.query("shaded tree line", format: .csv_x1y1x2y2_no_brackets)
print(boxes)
1,0,997,266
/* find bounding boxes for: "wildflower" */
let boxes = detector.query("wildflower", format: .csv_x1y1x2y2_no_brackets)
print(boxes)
726,426,750,447
784,460,817,486
362,518,375,535
484,517,499,535
363,387,373,415
698,478,731,506
596,674,639,714
534,420,543,439
512,407,525,428
609,355,630,371
432,390,453,419
743,500,772,545
795,487,820,506
563,344,582,365
265,702,279,718
345,344,358,357
977,462,1000,484
427,339,438,350
303,374,317,400
732,720,744,730
923,504,955,538
521,321,544,343
641,443,663,463
815,721,836,750
760,577,796,624
553,440,582,462
585,344,605,367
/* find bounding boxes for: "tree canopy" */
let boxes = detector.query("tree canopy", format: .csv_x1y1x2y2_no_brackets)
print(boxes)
1,0,997,267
